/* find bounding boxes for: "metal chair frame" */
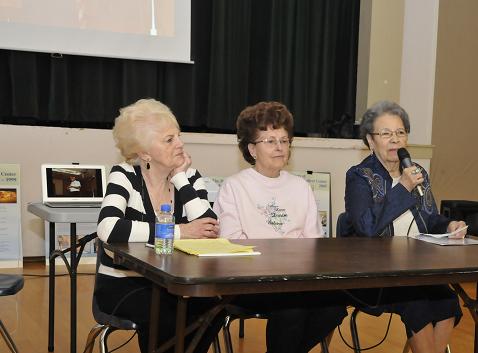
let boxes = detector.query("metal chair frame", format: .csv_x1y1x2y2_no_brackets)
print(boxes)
336,212,451,353
0,274,24,353
84,239,223,353
83,239,139,353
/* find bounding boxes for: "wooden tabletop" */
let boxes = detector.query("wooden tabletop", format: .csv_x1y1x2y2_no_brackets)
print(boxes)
104,237,478,297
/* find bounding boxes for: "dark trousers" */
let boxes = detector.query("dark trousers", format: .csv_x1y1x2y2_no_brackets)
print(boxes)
95,274,225,353
234,291,348,353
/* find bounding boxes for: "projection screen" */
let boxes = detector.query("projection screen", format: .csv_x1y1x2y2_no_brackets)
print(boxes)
0,0,192,63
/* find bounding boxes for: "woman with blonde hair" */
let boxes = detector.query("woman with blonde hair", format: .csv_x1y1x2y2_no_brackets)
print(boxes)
95,98,221,353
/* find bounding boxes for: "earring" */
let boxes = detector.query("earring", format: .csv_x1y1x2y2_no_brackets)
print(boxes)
252,155,257,160
146,161,151,170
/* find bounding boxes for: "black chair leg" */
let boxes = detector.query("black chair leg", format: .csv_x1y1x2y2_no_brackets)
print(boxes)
238,318,245,338
0,319,19,353
350,309,361,353
223,315,234,353
212,334,222,353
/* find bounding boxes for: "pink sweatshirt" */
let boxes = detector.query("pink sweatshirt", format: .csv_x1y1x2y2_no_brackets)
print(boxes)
213,168,324,239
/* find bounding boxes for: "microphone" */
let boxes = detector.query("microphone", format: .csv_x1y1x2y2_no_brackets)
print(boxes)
397,148,423,196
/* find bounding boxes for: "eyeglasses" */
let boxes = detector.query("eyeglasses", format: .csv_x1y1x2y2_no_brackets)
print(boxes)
370,128,408,139
253,137,291,147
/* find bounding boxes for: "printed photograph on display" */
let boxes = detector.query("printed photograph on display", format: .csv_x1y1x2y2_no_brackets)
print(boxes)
0,188,17,203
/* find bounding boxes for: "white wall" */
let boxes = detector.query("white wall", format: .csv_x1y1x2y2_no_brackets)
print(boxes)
399,0,439,145
366,0,404,108
431,0,478,204
1,125,119,257
357,0,438,146
0,124,434,257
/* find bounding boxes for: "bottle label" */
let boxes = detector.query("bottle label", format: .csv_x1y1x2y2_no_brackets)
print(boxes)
155,223,174,239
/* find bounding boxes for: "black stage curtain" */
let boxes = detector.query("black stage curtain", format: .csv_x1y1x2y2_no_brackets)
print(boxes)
0,0,360,137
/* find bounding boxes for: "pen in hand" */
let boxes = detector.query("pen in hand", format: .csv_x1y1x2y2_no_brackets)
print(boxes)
448,225,468,239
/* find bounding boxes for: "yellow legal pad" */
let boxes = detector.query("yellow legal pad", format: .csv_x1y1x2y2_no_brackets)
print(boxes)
174,239,261,257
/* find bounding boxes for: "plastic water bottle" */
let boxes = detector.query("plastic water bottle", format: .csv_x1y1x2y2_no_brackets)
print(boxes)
155,204,175,255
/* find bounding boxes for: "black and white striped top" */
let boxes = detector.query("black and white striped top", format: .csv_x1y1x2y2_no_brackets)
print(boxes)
97,162,216,278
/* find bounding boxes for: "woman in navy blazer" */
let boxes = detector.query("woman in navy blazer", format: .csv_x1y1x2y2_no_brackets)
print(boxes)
344,100,464,353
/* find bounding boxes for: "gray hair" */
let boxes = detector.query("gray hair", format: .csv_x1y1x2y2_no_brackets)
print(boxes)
359,100,410,148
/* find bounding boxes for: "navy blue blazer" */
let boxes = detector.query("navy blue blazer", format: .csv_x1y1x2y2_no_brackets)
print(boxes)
344,153,449,237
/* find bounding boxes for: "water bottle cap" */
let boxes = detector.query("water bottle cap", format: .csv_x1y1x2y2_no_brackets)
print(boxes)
160,204,171,212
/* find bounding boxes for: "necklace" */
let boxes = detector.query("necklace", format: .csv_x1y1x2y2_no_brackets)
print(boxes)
140,169,174,216
165,175,174,206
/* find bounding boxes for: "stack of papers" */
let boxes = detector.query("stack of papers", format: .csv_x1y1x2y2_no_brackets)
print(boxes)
410,225,478,246
174,238,261,257
410,234,478,246
420,225,468,239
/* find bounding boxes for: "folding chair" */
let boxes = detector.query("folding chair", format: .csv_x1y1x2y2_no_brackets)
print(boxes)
84,240,139,353
0,274,24,353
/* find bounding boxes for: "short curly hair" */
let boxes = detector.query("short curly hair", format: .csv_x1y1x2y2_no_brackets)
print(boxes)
113,98,179,164
236,101,294,165
360,100,410,148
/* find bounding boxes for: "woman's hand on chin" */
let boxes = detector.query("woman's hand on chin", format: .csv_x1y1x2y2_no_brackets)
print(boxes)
179,218,220,239
171,151,192,177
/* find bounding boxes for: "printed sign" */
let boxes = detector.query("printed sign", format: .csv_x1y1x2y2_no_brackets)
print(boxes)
293,171,331,237
0,164,22,267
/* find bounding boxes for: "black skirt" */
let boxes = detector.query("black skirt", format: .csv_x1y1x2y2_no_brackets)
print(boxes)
347,285,462,338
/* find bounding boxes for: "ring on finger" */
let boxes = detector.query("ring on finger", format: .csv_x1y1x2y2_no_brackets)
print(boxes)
412,168,421,175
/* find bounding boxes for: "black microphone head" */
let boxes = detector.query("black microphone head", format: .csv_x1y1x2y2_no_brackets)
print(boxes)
397,148,410,162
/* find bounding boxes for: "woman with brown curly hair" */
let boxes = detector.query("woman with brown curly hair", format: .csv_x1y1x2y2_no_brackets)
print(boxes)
214,101,321,238
214,101,346,353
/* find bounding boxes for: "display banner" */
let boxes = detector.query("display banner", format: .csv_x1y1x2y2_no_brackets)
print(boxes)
293,171,331,237
0,164,22,267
